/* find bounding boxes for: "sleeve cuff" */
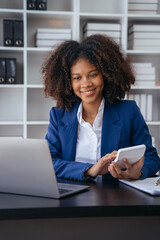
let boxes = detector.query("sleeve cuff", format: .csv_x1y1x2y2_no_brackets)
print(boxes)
140,166,149,180
82,166,95,181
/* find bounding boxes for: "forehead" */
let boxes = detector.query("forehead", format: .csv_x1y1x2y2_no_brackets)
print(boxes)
71,57,96,74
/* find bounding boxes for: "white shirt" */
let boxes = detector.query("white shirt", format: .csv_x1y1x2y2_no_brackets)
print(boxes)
75,98,105,164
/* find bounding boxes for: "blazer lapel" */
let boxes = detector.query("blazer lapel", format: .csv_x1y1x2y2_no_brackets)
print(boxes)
58,101,122,160
101,101,122,157
59,103,80,161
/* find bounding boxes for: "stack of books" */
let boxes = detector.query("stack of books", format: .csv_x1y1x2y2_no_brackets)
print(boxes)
83,22,121,44
127,93,153,121
35,28,72,48
128,0,159,15
128,24,160,50
132,62,156,87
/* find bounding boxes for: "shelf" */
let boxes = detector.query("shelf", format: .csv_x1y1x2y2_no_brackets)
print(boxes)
0,47,24,51
79,13,125,20
0,84,24,88
127,14,160,20
147,122,160,126
26,10,74,17
131,86,160,90
127,50,160,55
0,9,24,13
27,85,44,88
0,121,24,125
27,121,49,125
27,47,52,52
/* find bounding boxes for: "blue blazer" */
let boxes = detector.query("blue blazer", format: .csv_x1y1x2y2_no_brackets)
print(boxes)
46,100,160,181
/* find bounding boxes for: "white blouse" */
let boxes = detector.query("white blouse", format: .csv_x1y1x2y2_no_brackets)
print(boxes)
75,98,104,164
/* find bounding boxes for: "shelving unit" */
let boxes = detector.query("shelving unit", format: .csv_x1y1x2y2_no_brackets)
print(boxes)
0,0,160,153
127,11,160,154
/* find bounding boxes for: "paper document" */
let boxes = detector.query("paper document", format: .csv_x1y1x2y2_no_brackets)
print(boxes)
119,176,160,195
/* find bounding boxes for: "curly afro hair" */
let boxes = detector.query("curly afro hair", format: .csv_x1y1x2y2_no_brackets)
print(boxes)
42,34,135,110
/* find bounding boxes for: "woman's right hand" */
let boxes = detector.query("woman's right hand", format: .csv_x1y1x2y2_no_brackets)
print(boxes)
84,151,117,178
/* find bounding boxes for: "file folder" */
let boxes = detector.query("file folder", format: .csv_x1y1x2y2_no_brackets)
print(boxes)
27,0,36,10
0,58,6,84
6,58,17,84
37,0,47,10
3,20,14,46
14,20,24,47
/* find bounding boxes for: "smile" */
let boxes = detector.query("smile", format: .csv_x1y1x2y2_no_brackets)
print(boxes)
81,89,96,95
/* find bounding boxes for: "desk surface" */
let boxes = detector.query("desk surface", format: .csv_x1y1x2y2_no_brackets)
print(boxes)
0,175,160,220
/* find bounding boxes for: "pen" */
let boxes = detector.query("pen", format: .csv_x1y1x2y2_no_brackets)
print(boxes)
155,177,160,186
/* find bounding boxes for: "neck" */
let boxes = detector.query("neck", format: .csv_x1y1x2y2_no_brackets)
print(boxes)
82,98,102,125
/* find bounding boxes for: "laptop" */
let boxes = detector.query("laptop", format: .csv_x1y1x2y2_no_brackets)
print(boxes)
0,138,90,198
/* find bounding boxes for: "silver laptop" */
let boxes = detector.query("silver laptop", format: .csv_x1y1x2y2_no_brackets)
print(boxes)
0,138,89,198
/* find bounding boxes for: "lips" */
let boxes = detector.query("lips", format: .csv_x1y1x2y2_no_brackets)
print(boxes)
80,88,96,96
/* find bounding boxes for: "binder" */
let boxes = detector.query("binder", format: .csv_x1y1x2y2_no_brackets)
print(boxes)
0,58,6,84
140,94,147,120
13,20,23,47
27,0,36,10
3,20,14,46
6,58,17,84
146,94,153,121
37,0,47,10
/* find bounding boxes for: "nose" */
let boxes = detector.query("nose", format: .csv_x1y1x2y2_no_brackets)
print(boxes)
81,77,92,87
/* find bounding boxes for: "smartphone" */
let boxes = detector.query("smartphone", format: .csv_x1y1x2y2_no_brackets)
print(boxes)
114,144,146,169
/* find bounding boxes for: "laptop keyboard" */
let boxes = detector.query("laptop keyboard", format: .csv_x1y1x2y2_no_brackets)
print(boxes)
59,188,73,194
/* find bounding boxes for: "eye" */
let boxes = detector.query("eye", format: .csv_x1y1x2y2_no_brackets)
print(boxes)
89,73,97,78
73,76,81,80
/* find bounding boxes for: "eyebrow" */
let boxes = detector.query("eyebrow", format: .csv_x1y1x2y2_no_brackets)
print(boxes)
71,69,98,76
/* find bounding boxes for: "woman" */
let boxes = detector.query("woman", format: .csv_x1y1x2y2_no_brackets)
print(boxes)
42,34,160,181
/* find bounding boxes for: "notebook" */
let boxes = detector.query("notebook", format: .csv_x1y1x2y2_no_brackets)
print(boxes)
0,138,89,198
119,176,160,195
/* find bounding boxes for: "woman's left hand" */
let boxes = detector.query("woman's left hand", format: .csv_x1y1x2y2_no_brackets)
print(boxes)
108,156,144,180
